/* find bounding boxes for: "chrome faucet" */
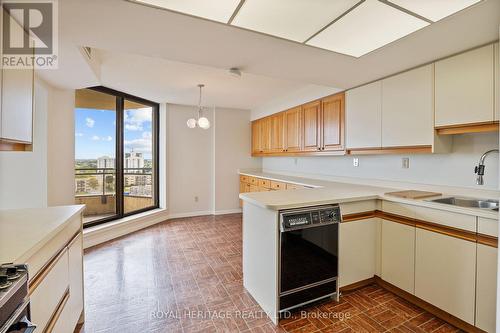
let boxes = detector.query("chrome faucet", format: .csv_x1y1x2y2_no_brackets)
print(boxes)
475,149,499,185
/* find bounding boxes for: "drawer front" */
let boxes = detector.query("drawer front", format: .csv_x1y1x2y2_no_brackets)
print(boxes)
285,183,300,190
382,201,415,218
258,178,271,188
270,181,286,190
240,175,249,183
414,206,476,232
30,249,70,332
478,217,498,237
249,185,259,192
249,177,258,185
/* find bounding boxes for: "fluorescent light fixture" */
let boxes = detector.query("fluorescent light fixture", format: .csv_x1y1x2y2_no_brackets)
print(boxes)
133,0,241,23
387,0,482,22
232,0,360,42
307,0,429,57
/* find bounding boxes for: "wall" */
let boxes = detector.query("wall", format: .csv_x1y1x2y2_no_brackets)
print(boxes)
0,79,49,209
262,132,499,191
47,89,76,206
166,104,260,217
214,108,261,213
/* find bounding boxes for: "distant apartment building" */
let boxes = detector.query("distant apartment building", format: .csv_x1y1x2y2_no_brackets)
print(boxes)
125,151,144,172
97,156,115,170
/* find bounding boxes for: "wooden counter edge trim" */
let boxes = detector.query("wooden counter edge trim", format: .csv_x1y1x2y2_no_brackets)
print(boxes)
29,230,81,295
436,121,499,135
373,276,483,333
44,287,70,333
342,210,479,243
477,233,498,248
347,145,432,156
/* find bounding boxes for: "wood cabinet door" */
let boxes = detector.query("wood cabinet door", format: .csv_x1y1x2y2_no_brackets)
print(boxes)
476,244,497,333
284,107,302,152
269,112,284,153
321,93,344,151
435,44,494,126
302,101,321,152
382,65,434,147
345,81,382,149
381,220,415,294
415,229,476,324
251,120,262,154
259,117,271,153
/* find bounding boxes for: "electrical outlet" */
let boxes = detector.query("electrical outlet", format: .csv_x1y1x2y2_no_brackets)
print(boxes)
194,196,199,202
353,157,359,167
402,157,410,169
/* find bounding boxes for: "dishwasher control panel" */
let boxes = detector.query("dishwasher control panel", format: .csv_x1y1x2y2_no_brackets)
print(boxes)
280,205,341,231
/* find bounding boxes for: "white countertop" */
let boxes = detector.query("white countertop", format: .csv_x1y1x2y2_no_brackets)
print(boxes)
0,205,85,264
239,170,499,219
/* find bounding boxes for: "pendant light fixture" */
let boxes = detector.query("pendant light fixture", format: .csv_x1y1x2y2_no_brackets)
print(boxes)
186,84,211,130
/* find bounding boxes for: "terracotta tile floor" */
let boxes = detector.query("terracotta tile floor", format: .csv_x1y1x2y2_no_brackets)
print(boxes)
80,214,462,333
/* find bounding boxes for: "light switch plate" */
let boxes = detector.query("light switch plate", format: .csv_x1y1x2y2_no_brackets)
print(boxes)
353,157,359,167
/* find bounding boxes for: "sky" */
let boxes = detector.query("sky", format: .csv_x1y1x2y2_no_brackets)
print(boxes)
75,107,153,159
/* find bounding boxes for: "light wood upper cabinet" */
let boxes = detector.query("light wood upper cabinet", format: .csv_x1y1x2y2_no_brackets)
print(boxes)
382,65,434,147
260,116,271,153
302,100,321,152
321,93,344,151
1,68,34,143
475,244,497,333
415,228,476,324
269,112,284,153
251,120,262,154
381,220,415,294
346,81,382,149
284,106,302,152
435,44,495,127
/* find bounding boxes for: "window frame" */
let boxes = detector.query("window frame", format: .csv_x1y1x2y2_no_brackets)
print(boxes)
81,86,160,228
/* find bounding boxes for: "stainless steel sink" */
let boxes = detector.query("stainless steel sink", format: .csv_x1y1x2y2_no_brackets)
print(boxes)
427,197,499,210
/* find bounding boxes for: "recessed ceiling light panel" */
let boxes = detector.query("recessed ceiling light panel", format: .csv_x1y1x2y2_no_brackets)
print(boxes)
232,0,360,42
386,0,482,22
306,0,429,57
133,0,241,23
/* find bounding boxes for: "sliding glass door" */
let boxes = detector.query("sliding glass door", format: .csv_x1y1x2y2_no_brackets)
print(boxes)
74,87,159,227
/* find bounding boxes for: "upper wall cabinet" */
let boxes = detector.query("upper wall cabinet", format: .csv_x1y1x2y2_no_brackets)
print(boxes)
495,43,499,121
321,94,344,151
284,106,302,153
382,65,434,147
435,44,496,131
251,92,345,157
346,81,382,150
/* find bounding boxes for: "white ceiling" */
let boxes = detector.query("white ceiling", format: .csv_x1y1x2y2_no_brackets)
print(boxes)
36,0,500,110
97,49,328,109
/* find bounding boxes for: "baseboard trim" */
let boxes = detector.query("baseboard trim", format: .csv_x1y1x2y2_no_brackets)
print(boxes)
372,276,482,333
167,211,213,219
339,277,375,293
214,209,242,215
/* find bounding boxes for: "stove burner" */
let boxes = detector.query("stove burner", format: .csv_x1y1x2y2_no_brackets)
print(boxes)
0,281,12,290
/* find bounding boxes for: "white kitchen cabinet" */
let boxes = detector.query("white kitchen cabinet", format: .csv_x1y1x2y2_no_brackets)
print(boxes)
381,220,415,294
495,43,499,121
435,44,495,127
382,65,434,147
346,81,382,149
53,234,85,333
475,244,497,333
339,218,378,287
0,68,34,143
415,229,476,324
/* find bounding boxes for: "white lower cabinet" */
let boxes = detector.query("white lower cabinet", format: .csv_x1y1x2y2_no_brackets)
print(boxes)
381,220,415,294
30,249,70,332
415,228,476,324
53,234,84,333
339,218,379,287
475,244,497,333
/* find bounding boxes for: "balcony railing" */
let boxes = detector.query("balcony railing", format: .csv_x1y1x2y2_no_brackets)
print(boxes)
74,167,154,223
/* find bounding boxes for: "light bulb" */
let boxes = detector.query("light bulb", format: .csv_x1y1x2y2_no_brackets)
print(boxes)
198,117,210,129
186,118,197,128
